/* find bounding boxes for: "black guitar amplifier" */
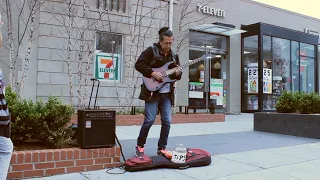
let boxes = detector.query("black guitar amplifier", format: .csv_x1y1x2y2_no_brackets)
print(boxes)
77,109,116,149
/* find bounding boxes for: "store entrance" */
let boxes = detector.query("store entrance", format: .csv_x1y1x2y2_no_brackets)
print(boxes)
188,46,227,113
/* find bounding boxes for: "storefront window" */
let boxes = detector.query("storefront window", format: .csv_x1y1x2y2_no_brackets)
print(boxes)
300,57,315,93
243,35,259,110
272,37,291,95
210,55,226,113
189,31,227,50
300,43,315,58
189,49,206,107
262,36,273,110
291,41,300,92
241,23,318,112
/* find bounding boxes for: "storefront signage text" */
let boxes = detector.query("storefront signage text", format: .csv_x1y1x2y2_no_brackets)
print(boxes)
304,28,319,36
197,4,226,18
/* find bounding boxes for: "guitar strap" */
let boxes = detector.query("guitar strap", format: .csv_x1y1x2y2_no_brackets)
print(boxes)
151,45,177,63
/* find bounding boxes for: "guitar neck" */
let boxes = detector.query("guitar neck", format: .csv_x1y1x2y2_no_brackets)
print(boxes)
166,57,203,76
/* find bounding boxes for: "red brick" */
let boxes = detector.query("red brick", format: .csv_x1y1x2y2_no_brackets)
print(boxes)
87,150,93,158
67,166,85,173
103,148,110,157
7,171,23,179
86,164,104,171
104,163,121,169
98,148,104,157
116,148,121,156
10,153,17,164
56,160,74,167
39,151,46,162
113,157,121,163
16,152,25,163
109,148,115,156
75,159,94,166
34,162,55,169
24,169,44,178
74,149,80,159
46,168,66,176
92,149,99,158
80,149,87,159
47,151,53,161
54,150,60,161
60,150,67,160
25,151,32,163
94,157,111,164
67,150,74,160
12,163,34,171
32,151,39,162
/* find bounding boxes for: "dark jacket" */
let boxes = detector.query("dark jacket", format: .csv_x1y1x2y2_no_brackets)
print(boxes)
135,43,182,105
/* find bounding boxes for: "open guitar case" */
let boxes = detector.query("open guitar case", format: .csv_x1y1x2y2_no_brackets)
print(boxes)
124,148,211,172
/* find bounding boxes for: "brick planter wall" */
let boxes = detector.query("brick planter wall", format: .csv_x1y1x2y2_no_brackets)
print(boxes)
8,146,121,179
70,113,225,126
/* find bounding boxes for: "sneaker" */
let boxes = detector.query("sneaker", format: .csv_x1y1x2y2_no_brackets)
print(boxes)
157,148,172,159
135,145,144,158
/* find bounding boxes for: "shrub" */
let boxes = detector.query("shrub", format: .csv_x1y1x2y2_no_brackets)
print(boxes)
297,92,320,114
275,91,297,113
5,86,75,148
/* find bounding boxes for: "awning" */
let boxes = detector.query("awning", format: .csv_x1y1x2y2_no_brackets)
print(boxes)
190,22,247,36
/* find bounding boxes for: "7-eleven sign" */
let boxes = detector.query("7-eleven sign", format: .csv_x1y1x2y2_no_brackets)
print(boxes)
94,52,120,81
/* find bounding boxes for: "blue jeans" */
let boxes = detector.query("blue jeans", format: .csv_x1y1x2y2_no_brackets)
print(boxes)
137,93,172,149
0,136,13,180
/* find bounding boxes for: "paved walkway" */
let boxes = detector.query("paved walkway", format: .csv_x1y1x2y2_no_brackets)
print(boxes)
29,113,320,180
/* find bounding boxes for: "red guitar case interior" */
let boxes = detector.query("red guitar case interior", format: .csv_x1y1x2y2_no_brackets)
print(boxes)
124,148,211,172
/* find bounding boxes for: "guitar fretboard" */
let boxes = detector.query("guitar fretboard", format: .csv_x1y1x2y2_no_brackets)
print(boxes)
166,57,203,76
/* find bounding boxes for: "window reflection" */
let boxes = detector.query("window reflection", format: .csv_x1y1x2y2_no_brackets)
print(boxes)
300,43,315,58
300,57,315,93
272,37,291,94
189,31,227,50
262,35,273,110
243,35,259,110
291,41,299,92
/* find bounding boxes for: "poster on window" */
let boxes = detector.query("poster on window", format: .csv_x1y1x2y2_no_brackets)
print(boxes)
210,78,223,105
263,68,272,94
247,68,258,93
189,82,204,98
94,51,120,81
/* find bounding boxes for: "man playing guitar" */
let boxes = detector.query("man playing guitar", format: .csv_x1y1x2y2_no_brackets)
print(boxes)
134,27,182,158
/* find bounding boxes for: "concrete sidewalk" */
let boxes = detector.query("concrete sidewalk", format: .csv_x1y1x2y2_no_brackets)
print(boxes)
28,114,320,180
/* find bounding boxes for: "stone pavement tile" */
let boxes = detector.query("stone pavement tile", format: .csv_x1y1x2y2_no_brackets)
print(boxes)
170,125,213,137
299,142,320,150
213,169,299,180
216,150,306,168
27,173,88,180
262,145,320,160
270,160,320,180
172,156,261,180
81,168,195,180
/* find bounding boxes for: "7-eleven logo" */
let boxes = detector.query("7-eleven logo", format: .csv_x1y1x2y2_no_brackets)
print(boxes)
100,58,114,79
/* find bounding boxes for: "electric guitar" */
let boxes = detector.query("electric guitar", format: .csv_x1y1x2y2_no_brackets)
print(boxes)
142,57,204,91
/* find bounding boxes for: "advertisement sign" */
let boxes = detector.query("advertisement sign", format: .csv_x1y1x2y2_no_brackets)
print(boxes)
210,78,223,105
94,51,120,81
189,82,204,99
263,68,272,94
247,67,258,93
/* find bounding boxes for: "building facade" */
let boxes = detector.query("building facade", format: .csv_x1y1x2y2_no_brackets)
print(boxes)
0,0,319,114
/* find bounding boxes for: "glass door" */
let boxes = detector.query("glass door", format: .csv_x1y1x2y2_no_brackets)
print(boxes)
188,46,226,113
188,48,207,112
209,53,227,113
